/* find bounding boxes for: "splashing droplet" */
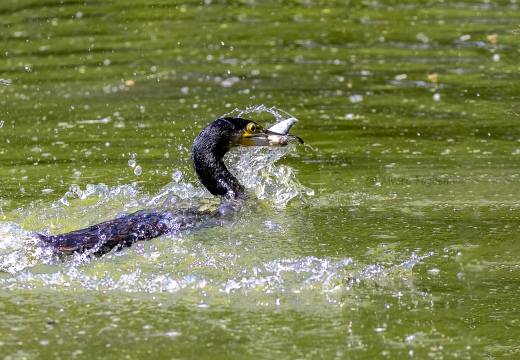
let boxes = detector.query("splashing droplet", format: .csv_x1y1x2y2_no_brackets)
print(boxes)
171,169,182,182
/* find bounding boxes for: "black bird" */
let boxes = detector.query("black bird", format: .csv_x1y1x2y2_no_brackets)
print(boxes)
36,117,303,255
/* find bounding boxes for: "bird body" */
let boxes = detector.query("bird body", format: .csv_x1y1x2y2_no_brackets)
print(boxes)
36,117,303,254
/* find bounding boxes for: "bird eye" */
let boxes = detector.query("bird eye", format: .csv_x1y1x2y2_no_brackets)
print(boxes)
247,123,259,133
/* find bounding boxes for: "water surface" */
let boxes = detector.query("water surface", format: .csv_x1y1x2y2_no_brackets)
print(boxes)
1,0,520,359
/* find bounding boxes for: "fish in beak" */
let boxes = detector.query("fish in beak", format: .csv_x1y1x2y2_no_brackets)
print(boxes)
240,120,304,147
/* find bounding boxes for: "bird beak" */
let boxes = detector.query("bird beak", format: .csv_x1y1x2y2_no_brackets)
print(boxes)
241,129,304,147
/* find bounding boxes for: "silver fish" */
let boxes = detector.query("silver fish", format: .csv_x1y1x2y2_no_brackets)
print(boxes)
267,117,298,135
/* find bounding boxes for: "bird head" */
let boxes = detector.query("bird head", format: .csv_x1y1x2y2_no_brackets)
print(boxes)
192,117,304,199
222,117,304,149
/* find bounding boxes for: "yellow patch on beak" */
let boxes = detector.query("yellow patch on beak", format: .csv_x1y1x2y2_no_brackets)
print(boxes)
240,136,256,147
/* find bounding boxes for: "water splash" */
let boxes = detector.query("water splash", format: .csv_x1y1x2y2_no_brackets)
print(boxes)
225,104,298,128
1,148,308,272
224,105,314,207
391,251,434,274
0,222,55,274
52,183,147,223
1,175,432,308
230,147,313,208
0,242,432,307
0,106,312,274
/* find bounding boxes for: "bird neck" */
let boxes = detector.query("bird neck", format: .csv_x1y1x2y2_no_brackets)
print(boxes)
192,122,247,200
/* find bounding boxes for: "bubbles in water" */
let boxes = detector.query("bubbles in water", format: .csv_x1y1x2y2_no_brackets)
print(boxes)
134,165,142,176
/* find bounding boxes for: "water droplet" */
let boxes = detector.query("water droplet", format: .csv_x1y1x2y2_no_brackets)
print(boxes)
428,268,441,275
171,169,182,182
134,165,142,176
349,94,363,103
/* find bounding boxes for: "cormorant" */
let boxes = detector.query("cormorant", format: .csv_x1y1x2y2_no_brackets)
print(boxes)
36,117,303,255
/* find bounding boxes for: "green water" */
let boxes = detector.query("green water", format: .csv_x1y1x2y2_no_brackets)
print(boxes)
1,0,520,359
